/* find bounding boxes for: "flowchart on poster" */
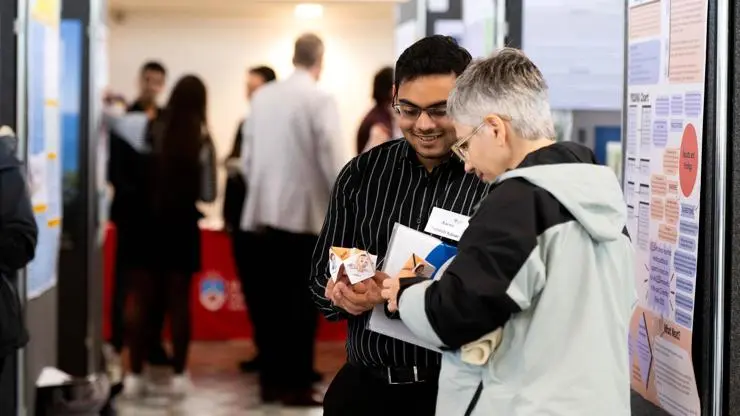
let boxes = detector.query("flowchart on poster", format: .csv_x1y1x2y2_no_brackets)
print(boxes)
625,0,706,414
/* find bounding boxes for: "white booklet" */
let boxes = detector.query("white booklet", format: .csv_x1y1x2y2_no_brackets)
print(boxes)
367,223,458,352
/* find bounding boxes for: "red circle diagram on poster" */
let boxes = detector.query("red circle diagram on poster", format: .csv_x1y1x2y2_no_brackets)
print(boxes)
679,123,699,197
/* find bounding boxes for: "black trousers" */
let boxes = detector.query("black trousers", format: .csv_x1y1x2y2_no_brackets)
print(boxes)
110,257,128,351
232,231,263,358
247,227,318,393
323,363,438,416
110,258,167,358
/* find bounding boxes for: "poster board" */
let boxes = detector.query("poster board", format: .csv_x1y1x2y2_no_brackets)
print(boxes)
25,0,61,300
522,0,624,110
624,0,708,414
461,0,498,57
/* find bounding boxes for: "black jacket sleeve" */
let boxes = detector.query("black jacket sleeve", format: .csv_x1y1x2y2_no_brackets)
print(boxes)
0,156,38,274
413,179,545,349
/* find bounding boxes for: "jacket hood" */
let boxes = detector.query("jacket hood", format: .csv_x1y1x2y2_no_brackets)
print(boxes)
497,142,626,242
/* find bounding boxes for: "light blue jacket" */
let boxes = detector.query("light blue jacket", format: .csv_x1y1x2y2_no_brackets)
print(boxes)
398,160,636,416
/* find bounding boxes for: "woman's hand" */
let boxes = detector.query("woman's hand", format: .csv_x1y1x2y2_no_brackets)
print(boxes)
381,277,401,313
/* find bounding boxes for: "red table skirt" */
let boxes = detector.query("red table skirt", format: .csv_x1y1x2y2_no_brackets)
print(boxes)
102,223,347,341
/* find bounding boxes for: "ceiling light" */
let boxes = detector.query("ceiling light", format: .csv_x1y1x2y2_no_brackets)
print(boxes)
294,3,323,19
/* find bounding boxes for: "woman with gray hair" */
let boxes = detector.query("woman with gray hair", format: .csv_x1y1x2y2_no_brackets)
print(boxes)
381,48,635,415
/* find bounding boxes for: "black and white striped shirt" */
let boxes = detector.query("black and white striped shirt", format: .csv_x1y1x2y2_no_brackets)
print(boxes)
309,139,491,368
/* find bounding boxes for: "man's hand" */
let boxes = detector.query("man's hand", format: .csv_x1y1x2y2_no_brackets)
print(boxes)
324,277,336,300
381,277,401,313
327,271,390,315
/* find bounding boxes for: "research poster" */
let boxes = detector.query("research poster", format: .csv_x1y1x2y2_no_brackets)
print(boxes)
624,0,707,414
26,0,62,299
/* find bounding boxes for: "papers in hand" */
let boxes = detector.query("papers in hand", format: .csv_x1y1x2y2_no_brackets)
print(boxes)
367,224,458,352
329,247,377,285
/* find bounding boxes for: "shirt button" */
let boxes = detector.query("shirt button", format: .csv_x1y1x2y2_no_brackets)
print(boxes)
416,217,422,224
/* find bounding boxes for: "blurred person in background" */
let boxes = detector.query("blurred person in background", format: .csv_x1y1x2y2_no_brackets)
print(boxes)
240,33,339,406
356,66,394,153
106,60,171,372
106,75,216,398
221,65,281,374
223,66,276,235
0,126,35,387
128,61,166,118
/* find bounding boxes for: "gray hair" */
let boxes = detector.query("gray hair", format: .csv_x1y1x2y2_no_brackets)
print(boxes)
447,48,555,140
293,33,324,68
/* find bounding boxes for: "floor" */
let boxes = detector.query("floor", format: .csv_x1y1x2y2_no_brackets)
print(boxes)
115,341,346,415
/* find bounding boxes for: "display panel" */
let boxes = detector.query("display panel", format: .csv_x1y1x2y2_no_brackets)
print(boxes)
624,0,709,414
523,0,624,110
25,0,61,300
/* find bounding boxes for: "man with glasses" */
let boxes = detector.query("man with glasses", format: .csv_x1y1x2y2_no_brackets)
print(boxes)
310,35,490,415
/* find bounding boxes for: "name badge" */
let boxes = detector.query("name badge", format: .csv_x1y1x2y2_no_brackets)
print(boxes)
424,207,470,241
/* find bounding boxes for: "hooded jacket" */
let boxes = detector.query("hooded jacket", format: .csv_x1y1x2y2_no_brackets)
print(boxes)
397,142,636,415
0,132,36,357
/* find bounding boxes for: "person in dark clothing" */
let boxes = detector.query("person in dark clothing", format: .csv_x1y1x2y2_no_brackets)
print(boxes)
107,60,170,367
223,65,276,235
107,75,217,399
356,66,394,154
0,127,36,375
128,61,166,118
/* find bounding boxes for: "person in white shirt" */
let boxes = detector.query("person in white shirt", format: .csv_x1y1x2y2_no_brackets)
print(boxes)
239,33,339,406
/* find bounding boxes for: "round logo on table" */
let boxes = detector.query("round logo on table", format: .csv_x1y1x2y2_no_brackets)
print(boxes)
199,274,226,312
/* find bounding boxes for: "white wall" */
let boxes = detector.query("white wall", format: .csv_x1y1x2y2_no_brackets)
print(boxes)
107,5,395,221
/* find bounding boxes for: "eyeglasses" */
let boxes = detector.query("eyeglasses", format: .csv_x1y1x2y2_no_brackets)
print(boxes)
451,123,485,162
451,114,512,162
393,103,448,121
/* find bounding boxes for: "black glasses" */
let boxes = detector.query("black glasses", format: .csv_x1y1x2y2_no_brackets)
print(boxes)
393,103,448,121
